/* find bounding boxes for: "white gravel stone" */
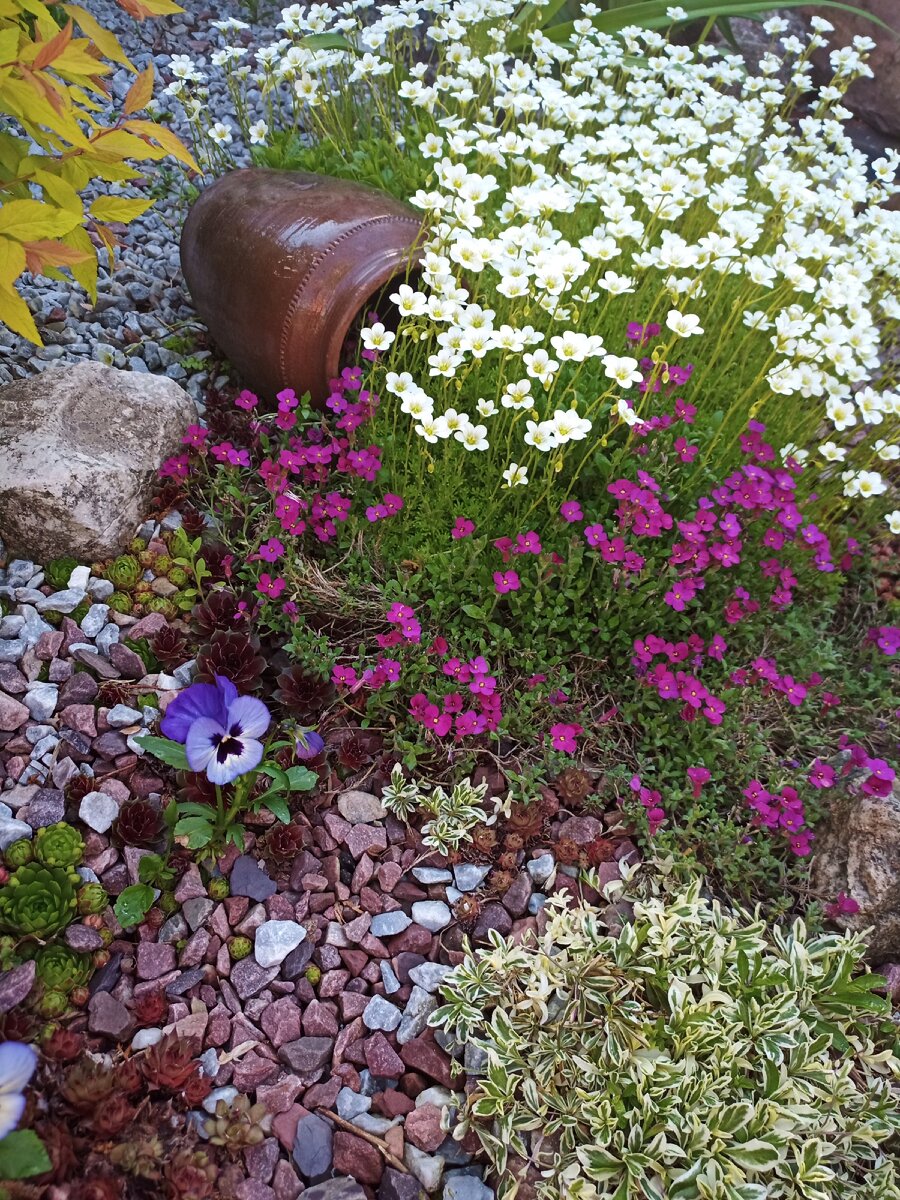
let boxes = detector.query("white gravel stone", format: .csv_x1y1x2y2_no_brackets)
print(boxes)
23,683,57,722
88,578,115,601
452,864,491,892
408,962,455,993
106,703,143,727
80,603,110,637
95,624,120,656
0,818,32,850
79,791,119,834
202,1086,239,1114
362,994,402,1032
411,901,452,932
412,867,453,885
253,919,306,968
35,588,85,613
526,853,555,886
370,910,412,938
397,986,438,1045
131,1027,163,1050
68,565,91,590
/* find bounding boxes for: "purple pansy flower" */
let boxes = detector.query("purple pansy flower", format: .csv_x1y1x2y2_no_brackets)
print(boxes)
0,1041,38,1139
294,728,325,760
162,675,270,785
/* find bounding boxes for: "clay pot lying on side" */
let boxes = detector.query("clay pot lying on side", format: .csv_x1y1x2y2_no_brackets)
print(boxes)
180,167,424,404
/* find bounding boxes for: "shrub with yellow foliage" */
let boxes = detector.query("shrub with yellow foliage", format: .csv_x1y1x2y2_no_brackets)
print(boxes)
0,0,198,343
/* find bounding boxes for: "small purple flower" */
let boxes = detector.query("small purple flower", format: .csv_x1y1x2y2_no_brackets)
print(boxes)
162,675,270,785
294,728,325,760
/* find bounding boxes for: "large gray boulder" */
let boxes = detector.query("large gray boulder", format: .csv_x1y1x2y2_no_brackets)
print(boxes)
0,362,196,561
811,783,900,959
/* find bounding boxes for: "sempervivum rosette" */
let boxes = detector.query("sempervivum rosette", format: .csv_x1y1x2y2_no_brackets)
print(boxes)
0,863,79,938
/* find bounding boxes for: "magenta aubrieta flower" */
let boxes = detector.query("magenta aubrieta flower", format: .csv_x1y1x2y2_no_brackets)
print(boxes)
494,570,520,594
161,675,271,785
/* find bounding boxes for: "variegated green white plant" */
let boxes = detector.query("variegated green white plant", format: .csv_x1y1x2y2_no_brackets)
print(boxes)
431,877,900,1200
381,762,499,854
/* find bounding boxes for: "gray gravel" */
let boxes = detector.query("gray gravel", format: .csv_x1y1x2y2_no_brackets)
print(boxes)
0,0,269,406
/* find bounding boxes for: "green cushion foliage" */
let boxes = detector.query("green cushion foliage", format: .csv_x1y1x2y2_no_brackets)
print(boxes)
432,877,900,1199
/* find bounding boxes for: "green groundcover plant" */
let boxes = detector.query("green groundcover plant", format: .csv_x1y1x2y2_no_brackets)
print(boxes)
432,874,900,1200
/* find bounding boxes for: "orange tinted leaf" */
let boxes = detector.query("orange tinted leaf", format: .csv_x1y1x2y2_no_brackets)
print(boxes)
23,238,92,274
123,63,153,114
31,19,73,71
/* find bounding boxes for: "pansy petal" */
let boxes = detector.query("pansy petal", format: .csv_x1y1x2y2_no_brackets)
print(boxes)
161,683,229,742
225,695,271,740
0,1042,37,1095
205,736,264,786
214,675,239,709
0,1092,25,1140
185,717,225,774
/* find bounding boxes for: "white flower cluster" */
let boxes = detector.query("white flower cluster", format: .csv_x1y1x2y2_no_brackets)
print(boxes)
178,0,899,519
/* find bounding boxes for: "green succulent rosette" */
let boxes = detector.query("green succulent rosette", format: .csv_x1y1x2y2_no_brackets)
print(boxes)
106,554,142,589
108,591,134,614
0,863,79,938
77,883,108,916
35,989,69,1019
4,838,33,869
33,822,84,869
35,944,91,994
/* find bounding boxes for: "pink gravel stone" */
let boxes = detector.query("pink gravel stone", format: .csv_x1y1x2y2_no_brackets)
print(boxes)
174,863,207,903
59,704,97,736
351,854,374,892
323,812,351,843
272,1160,303,1200
364,1032,405,1079
303,1074,341,1111
302,1000,339,1039
233,1052,279,1091
318,969,350,998
136,941,176,981
271,1104,308,1153
405,1103,445,1152
345,824,387,859
376,862,403,892
261,997,304,1048
258,1075,305,1115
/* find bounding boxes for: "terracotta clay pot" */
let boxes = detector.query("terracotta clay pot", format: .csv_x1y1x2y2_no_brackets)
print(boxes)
180,167,423,403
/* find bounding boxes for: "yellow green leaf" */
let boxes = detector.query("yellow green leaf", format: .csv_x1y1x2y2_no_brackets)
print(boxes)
0,235,26,288
31,166,83,214
89,194,153,223
123,118,199,172
61,4,134,70
0,283,40,343
61,224,97,299
0,198,81,240
0,237,38,342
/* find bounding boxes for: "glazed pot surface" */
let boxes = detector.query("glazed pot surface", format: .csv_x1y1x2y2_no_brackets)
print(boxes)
180,167,423,402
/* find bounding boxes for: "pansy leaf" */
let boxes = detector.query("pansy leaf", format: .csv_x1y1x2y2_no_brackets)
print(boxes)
174,815,213,849
262,794,291,824
0,1130,52,1180
286,766,318,792
114,883,155,929
135,734,190,770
